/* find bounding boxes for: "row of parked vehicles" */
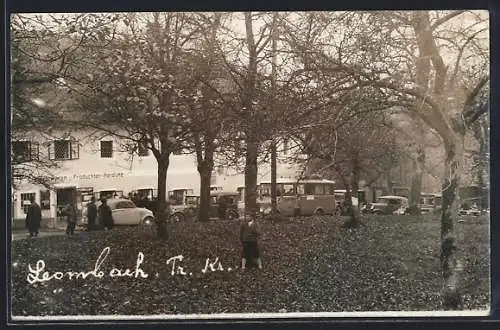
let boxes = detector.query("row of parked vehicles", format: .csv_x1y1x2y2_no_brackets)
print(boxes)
81,179,479,228
361,193,442,215
80,187,241,227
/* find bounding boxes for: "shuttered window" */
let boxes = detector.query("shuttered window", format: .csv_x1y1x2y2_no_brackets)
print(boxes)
12,141,39,162
49,138,79,160
100,141,113,158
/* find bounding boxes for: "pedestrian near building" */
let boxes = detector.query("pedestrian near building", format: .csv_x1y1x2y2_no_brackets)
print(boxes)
240,213,263,271
218,196,227,220
86,197,98,231
25,196,41,237
98,198,114,230
65,201,78,236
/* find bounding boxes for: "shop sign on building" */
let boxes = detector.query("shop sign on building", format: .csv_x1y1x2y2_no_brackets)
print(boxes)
55,172,126,182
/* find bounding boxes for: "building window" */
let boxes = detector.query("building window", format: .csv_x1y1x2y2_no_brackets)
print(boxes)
138,140,149,157
12,141,39,163
40,190,51,210
55,140,69,159
100,141,113,158
304,183,315,195
20,193,36,214
49,138,79,160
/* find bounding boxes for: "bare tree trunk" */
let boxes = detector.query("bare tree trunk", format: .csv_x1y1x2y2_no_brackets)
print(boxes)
441,136,464,309
271,141,278,213
408,146,425,214
243,12,259,217
270,13,279,216
195,14,220,222
351,158,360,198
197,161,213,222
386,169,393,195
245,138,259,216
472,118,488,208
156,159,169,239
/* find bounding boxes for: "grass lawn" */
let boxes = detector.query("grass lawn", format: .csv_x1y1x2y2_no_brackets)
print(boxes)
10,215,490,316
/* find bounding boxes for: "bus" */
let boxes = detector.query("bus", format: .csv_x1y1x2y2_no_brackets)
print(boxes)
257,178,337,217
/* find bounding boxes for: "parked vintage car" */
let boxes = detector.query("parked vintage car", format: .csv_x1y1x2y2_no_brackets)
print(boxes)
210,191,240,220
458,207,482,217
169,194,199,222
368,196,409,215
184,195,200,218
458,199,485,217
420,193,442,214
169,192,240,221
80,198,155,227
129,188,171,220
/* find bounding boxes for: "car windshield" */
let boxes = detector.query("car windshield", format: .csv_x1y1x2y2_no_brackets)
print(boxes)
334,193,345,200
186,197,199,203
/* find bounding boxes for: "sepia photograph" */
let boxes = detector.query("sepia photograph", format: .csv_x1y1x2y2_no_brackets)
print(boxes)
8,9,490,320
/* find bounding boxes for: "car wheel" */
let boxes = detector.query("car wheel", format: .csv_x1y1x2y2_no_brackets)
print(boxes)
139,216,155,234
226,210,238,220
334,207,342,216
187,207,197,219
170,212,185,222
142,216,154,226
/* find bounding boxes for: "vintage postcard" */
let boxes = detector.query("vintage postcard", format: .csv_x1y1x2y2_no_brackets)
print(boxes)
9,10,490,321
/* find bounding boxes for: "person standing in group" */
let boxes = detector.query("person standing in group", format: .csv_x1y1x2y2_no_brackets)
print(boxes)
218,196,227,221
65,200,78,236
25,196,41,237
98,198,114,230
86,197,98,231
240,213,263,271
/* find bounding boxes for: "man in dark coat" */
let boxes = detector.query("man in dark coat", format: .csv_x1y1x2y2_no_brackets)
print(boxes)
86,197,98,231
25,196,41,237
218,196,227,220
65,201,77,236
98,198,114,230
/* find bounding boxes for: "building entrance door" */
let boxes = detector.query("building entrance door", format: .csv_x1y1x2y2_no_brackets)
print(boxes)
56,187,76,219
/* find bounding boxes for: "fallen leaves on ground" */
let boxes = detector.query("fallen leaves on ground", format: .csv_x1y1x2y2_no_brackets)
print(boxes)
11,215,489,316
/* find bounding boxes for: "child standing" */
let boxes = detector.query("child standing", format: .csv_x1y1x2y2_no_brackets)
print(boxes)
240,214,263,270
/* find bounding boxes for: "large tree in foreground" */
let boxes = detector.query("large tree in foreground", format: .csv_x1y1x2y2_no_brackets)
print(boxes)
181,12,240,222
283,10,489,308
73,13,206,239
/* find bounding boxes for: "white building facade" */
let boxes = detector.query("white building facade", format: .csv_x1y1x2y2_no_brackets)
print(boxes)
11,129,300,221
